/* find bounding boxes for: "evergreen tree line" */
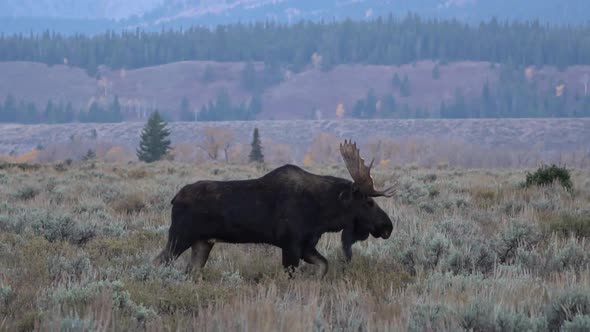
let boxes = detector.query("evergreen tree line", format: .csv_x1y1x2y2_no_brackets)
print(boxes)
351,67,590,119
440,68,590,118
0,91,264,124
197,90,262,122
0,95,124,123
351,89,430,119
1,15,590,74
240,61,283,93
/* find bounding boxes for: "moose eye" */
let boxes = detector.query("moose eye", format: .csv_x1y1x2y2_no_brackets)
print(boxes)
367,200,375,208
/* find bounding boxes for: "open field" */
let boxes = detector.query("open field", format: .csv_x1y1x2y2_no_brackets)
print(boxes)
0,161,589,331
1,118,590,166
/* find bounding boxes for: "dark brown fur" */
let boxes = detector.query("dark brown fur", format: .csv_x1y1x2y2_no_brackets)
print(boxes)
154,164,393,278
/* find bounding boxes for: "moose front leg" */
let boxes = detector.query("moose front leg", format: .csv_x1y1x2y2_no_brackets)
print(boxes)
303,248,328,278
341,224,370,263
281,244,302,278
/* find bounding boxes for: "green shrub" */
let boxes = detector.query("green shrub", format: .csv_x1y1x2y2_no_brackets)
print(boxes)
460,299,496,332
47,254,92,280
46,280,148,319
548,240,589,273
0,285,14,309
545,289,590,331
525,164,573,191
58,316,95,331
494,220,541,264
425,233,450,268
14,185,40,201
495,311,546,332
398,178,430,204
31,213,96,245
407,304,454,332
130,264,187,282
562,315,590,332
0,214,26,234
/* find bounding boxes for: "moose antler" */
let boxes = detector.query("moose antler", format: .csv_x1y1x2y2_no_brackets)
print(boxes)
339,140,398,197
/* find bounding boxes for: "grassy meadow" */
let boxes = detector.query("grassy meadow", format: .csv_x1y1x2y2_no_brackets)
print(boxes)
0,161,589,331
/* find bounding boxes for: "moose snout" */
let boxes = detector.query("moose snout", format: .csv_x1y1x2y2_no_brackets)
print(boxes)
381,229,392,239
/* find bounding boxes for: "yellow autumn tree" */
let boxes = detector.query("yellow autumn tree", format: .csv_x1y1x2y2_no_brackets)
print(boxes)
525,66,535,79
14,149,40,163
556,84,565,97
264,142,293,165
104,146,133,162
336,103,345,119
0,149,40,163
306,132,341,165
199,127,234,162
311,53,323,69
303,153,314,167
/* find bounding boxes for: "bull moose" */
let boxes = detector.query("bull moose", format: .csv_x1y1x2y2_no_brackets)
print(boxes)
153,140,397,278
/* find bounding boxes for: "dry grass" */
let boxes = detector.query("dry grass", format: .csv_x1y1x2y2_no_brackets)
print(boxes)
0,161,589,331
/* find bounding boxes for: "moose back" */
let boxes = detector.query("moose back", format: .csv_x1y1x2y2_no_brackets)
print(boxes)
153,140,397,278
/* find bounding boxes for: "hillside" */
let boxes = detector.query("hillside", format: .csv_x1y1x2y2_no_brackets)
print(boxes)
1,60,590,122
2,0,590,34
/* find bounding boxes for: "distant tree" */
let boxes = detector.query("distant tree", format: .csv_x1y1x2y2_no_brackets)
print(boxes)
241,61,258,93
109,95,123,122
179,97,194,121
391,73,401,88
44,100,56,123
248,94,263,117
381,95,397,118
64,102,75,122
198,89,254,121
352,89,377,119
199,127,234,162
432,64,441,80
136,111,171,163
0,95,16,122
26,102,38,123
201,65,216,83
82,149,96,161
249,127,264,163
400,75,411,97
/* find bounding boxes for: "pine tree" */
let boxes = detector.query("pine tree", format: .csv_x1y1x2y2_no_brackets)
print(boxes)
201,65,216,83
391,73,401,88
179,97,194,121
137,111,171,163
82,149,96,161
400,75,412,97
248,127,264,163
432,64,441,80
110,96,123,122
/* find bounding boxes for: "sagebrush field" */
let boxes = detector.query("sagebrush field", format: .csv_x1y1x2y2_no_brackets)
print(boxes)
0,161,589,331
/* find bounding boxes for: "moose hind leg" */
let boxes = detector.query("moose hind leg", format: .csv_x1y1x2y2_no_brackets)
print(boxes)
153,236,192,267
303,248,329,279
186,241,214,274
